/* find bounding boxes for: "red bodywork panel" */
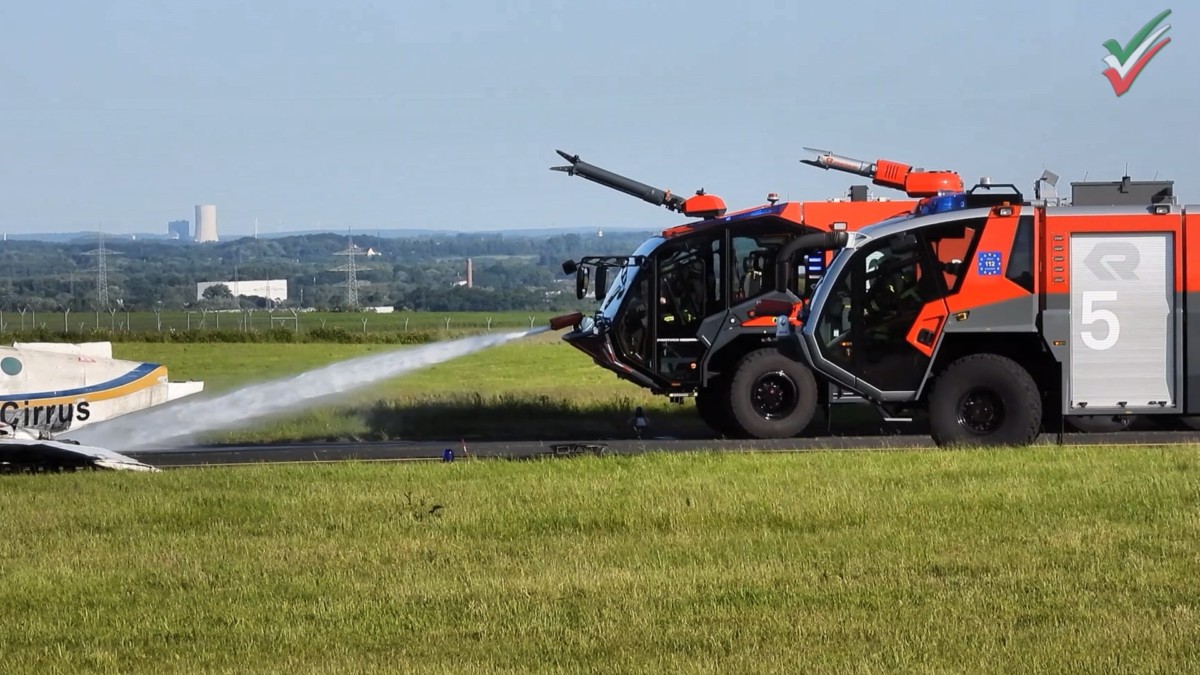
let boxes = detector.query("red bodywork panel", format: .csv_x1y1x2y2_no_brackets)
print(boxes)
944,206,1034,315
799,200,916,231
1186,211,1200,294
905,206,1033,355
906,303,948,358
663,199,914,238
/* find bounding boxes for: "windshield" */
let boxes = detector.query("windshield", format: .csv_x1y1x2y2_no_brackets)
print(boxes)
598,236,663,324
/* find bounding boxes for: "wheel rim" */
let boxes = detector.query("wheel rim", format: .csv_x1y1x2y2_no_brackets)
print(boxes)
956,388,1006,435
751,370,799,420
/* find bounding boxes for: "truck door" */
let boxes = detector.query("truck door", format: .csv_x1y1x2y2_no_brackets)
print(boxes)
652,233,724,383
809,220,982,398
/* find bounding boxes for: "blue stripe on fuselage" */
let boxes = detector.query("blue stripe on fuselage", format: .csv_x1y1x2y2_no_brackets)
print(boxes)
0,362,161,401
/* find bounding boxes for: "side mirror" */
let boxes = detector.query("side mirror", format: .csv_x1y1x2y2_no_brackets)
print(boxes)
575,267,590,300
594,266,607,301
562,260,578,275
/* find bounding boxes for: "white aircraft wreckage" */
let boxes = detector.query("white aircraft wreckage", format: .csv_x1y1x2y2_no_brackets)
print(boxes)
0,424,159,472
0,341,202,473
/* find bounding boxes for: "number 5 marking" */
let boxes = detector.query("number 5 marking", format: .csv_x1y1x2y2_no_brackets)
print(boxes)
1080,290,1119,350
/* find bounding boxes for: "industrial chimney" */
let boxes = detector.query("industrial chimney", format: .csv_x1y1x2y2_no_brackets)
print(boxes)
194,205,218,243
467,258,473,289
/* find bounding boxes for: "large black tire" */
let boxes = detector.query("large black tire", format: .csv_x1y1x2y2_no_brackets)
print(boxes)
695,381,744,439
726,349,819,439
927,354,1042,447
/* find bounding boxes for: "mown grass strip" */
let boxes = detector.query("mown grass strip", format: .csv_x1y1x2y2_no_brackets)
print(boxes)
1,447,1197,673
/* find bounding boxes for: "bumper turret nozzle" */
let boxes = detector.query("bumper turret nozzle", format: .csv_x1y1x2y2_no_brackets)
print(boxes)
549,312,585,331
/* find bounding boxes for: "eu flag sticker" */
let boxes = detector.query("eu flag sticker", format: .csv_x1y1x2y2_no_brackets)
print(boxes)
977,251,1003,276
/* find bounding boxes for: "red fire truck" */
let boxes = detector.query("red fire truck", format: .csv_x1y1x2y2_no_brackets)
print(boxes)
551,149,963,438
768,172,1190,446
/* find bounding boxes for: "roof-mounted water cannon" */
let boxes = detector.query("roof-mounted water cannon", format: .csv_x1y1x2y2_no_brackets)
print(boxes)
801,147,963,198
551,150,727,219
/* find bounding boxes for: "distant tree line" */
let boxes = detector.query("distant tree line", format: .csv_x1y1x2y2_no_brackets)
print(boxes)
0,230,652,313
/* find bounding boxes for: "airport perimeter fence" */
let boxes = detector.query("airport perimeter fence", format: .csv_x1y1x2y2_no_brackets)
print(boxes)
0,310,561,344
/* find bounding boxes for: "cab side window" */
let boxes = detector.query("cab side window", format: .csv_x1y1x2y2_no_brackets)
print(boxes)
730,234,786,303
926,223,974,291
923,220,984,296
655,232,723,334
1005,216,1034,292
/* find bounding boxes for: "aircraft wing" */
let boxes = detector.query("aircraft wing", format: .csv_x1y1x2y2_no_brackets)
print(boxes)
0,438,159,473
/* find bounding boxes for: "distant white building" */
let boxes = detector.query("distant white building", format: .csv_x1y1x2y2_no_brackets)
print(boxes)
197,279,289,302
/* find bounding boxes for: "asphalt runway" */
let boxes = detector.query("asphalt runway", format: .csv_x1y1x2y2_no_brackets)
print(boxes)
126,429,1200,469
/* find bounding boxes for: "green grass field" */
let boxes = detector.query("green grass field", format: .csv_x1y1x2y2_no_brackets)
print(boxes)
111,331,705,444
1,448,1198,673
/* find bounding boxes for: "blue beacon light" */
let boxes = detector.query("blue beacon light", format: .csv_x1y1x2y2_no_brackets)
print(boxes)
916,192,967,216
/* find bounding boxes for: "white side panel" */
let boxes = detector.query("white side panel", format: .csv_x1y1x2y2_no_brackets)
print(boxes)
167,381,205,401
1069,232,1174,409
13,341,113,359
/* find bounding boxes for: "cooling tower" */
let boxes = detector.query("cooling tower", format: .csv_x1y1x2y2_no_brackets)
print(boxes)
194,205,218,243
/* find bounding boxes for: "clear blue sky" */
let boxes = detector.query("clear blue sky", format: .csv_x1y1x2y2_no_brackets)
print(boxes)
0,1,1194,236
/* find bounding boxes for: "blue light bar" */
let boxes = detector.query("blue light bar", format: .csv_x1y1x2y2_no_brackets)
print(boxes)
915,192,967,216
721,203,787,222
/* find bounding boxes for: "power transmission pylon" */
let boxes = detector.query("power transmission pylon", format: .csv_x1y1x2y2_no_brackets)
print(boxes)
330,231,369,309
82,229,122,308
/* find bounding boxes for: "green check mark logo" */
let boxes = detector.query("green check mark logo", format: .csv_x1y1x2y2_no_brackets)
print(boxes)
1101,9,1173,96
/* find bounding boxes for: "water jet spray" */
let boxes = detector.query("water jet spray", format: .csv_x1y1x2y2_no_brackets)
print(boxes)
66,326,555,451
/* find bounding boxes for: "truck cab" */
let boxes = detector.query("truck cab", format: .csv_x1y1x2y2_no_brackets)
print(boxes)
562,198,913,438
